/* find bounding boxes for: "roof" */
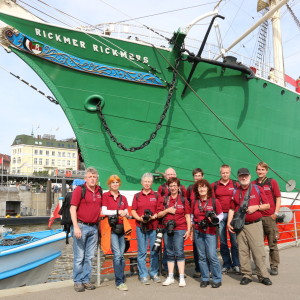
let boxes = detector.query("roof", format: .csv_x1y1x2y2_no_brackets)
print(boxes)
11,134,78,149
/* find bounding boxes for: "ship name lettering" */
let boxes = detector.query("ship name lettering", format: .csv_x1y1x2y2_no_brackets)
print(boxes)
34,28,86,49
112,49,118,56
119,51,127,58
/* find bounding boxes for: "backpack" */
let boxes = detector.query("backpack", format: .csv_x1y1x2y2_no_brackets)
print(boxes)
255,177,275,202
59,185,102,244
135,191,158,201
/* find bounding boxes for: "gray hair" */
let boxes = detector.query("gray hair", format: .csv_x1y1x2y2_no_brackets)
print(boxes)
85,167,99,177
141,172,153,181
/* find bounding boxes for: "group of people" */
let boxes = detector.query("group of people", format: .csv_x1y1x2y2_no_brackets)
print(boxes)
69,162,281,292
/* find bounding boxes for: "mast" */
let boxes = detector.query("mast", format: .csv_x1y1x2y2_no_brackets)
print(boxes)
270,0,285,86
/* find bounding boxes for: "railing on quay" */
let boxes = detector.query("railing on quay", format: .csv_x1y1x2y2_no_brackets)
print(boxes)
94,209,300,286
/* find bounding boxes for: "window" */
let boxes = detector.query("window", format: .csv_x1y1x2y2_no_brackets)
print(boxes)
62,160,65,166
46,151,49,155
39,158,42,165
34,150,38,155
52,159,55,166
58,152,61,157
67,160,70,166
72,153,76,158
58,160,61,166
46,159,49,166
17,157,21,163
67,152,71,157
13,158,16,164
52,151,55,156
34,158,38,164
39,150,43,155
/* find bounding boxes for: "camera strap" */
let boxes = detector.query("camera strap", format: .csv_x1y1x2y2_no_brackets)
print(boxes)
116,194,123,215
238,184,252,211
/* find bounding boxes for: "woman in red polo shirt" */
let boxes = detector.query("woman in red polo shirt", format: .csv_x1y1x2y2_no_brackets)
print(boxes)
157,177,191,287
191,179,223,288
101,175,129,291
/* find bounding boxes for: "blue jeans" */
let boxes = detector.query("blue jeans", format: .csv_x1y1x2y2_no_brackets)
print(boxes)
194,230,222,283
111,232,125,286
219,213,240,268
164,230,185,262
136,227,159,279
72,223,98,283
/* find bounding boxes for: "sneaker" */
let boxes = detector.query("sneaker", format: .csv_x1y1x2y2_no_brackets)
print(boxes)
162,277,175,286
117,283,128,291
232,266,241,274
270,268,278,276
193,272,201,278
179,279,186,287
151,275,161,283
74,283,85,292
221,267,231,274
83,282,96,290
140,277,150,285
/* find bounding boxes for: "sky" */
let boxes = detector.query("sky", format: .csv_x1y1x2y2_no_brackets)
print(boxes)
0,0,299,155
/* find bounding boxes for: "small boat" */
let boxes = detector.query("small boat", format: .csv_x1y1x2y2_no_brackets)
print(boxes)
0,228,66,289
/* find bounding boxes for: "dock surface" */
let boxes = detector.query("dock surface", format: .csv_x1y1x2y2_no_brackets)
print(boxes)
1,246,299,300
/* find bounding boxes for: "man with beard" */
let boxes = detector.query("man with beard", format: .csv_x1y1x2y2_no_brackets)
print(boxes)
227,168,272,286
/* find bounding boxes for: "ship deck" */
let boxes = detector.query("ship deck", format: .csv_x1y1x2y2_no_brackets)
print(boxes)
1,245,299,300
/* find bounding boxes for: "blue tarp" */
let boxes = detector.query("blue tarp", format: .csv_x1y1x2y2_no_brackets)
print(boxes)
72,179,85,186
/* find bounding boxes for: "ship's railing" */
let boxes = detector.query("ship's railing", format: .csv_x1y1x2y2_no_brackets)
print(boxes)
94,208,300,285
84,23,296,91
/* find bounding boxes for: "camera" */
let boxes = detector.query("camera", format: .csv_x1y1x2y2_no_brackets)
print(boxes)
108,215,118,228
166,219,176,236
205,211,219,226
198,219,209,231
141,209,153,233
143,209,153,223
152,228,164,253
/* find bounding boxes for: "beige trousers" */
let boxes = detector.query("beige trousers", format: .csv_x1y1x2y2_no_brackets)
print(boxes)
237,221,269,279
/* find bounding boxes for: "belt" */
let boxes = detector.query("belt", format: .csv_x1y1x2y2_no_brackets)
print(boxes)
77,220,97,226
245,218,261,225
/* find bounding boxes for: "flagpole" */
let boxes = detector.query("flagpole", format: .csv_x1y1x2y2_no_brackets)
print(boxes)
1,157,3,186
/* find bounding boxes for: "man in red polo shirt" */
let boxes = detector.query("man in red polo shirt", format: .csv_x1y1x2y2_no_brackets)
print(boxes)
227,168,272,286
131,173,160,285
212,164,240,274
253,162,281,276
70,167,102,292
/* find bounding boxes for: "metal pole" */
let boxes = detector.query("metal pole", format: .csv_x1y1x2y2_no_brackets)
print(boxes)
97,244,101,286
293,211,298,246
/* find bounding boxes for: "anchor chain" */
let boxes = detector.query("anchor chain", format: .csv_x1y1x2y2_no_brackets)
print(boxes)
96,58,181,152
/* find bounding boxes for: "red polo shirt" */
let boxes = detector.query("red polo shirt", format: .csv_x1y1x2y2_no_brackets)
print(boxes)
132,190,159,230
192,197,222,235
102,191,128,224
71,184,102,223
230,184,269,223
252,179,281,216
157,195,191,230
212,179,239,213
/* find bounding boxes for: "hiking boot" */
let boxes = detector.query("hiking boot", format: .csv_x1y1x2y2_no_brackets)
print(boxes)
162,277,175,286
83,282,96,290
140,277,150,285
270,268,278,276
232,266,241,274
151,275,161,283
74,283,85,292
117,283,128,291
221,267,231,274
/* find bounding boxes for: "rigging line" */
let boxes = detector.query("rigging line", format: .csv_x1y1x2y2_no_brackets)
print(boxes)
97,1,219,25
214,0,224,10
141,40,293,188
0,63,58,104
18,1,156,75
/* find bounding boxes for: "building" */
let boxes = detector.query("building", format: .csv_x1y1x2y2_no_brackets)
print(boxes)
10,134,78,175
0,154,10,174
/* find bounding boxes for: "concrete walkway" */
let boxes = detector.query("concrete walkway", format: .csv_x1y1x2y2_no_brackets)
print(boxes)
1,246,299,300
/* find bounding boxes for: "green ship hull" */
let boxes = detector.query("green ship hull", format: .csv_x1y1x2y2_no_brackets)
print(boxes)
1,11,299,190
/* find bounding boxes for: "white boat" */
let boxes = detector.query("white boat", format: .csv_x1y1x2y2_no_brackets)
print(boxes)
0,228,66,289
